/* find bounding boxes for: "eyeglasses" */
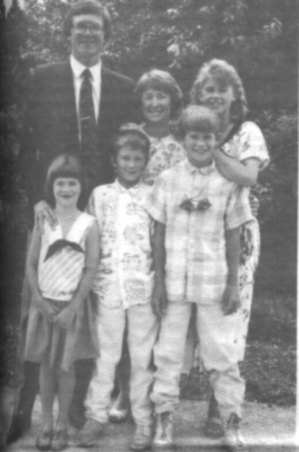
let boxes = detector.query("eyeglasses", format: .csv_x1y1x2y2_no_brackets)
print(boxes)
179,196,211,212
73,22,104,34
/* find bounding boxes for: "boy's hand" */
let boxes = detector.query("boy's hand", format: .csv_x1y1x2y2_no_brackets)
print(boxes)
152,280,168,317
54,304,77,329
34,201,57,233
222,283,240,316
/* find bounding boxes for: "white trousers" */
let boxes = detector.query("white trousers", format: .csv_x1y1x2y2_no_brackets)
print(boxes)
151,302,245,420
85,302,158,426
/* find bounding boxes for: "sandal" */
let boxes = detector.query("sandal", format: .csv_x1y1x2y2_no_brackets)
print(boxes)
51,429,68,451
36,429,53,451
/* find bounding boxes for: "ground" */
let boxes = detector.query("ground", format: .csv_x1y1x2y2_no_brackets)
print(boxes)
7,398,296,452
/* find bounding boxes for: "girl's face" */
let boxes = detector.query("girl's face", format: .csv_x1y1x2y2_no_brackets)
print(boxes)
115,146,147,188
53,177,81,208
198,76,236,117
141,88,172,125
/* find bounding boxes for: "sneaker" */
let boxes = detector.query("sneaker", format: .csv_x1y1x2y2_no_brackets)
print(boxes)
153,412,174,448
129,424,152,451
224,413,244,452
76,418,104,447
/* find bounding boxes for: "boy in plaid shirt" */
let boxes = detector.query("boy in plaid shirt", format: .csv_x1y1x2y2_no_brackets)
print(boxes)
147,106,252,451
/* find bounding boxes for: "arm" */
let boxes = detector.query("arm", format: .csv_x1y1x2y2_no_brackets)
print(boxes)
152,220,167,317
222,226,241,316
54,222,100,329
212,150,260,187
26,225,56,320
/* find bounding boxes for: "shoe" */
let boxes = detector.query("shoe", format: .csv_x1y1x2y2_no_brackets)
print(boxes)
76,418,104,447
69,404,86,430
36,429,53,451
129,424,152,451
109,396,129,423
224,413,244,452
6,412,31,444
204,393,225,438
51,429,68,451
153,412,174,448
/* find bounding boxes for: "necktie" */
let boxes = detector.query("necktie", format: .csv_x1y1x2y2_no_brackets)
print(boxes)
79,68,98,191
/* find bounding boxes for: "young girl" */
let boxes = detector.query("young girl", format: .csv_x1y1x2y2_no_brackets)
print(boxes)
24,155,99,451
190,59,269,445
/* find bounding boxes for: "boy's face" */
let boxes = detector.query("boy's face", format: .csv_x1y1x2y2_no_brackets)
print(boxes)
183,130,216,168
115,146,147,188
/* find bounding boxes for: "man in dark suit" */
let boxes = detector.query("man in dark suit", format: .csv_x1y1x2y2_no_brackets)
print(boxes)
8,1,137,443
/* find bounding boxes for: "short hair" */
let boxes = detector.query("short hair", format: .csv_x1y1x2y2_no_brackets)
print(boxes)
112,125,151,161
178,105,219,138
63,1,111,40
44,154,85,208
135,69,183,120
190,59,248,123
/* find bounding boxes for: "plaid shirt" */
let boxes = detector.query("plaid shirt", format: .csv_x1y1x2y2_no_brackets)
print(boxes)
147,159,252,305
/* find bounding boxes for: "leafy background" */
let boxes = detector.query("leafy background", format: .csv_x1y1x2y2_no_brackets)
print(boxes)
0,0,297,405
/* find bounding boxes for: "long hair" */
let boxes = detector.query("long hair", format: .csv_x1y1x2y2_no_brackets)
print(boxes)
190,59,248,123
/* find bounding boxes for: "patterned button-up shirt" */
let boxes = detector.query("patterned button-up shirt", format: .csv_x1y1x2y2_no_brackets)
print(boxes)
87,180,154,309
147,159,252,305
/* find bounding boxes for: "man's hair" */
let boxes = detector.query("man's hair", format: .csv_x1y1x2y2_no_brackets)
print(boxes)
178,105,219,138
44,154,86,208
135,69,183,120
63,1,111,40
112,125,151,161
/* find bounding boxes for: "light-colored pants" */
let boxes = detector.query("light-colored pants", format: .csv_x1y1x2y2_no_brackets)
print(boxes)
85,302,158,426
151,302,245,421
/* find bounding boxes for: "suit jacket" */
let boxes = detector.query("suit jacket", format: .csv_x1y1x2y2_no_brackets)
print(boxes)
19,60,137,220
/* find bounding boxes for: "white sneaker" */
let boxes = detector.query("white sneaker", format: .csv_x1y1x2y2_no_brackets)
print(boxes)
153,412,174,448
224,413,244,452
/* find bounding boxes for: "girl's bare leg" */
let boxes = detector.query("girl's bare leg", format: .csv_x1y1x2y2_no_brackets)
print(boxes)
40,356,55,431
56,365,75,430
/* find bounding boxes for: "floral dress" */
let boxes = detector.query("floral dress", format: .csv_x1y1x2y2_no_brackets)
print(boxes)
140,129,186,186
183,121,269,372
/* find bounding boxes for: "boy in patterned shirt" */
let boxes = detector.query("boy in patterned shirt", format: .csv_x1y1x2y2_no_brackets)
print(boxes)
147,106,252,451
78,127,158,451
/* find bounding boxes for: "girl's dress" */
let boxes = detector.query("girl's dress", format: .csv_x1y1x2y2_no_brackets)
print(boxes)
183,120,269,371
140,128,186,186
24,212,99,372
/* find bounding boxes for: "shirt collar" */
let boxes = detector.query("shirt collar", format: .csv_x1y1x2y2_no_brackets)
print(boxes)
70,55,102,81
114,179,143,195
183,158,216,175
